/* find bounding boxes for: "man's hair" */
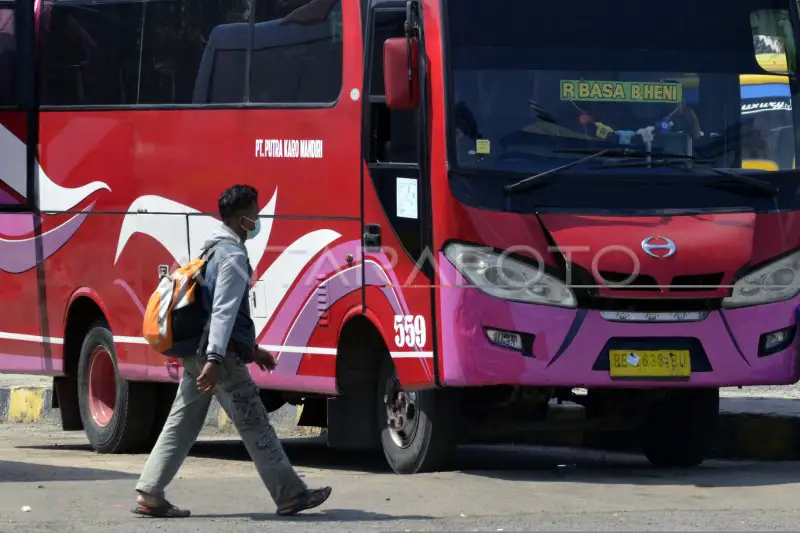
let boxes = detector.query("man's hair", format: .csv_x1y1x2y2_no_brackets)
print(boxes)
218,185,258,220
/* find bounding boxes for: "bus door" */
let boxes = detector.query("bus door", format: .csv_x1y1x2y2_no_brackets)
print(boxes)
362,2,436,389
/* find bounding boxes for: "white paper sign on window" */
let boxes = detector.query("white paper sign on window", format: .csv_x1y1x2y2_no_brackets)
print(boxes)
396,177,418,219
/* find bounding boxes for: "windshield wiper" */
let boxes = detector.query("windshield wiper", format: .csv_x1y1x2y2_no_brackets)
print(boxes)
503,147,779,197
504,148,636,194
555,147,702,160
596,158,778,197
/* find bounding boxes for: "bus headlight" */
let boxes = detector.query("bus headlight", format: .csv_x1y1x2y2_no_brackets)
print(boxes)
722,251,800,309
444,243,577,308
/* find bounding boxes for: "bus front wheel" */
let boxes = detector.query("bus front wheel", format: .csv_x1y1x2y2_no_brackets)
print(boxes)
640,388,719,468
376,357,458,474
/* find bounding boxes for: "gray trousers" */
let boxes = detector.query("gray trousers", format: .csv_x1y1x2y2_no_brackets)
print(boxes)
135,354,307,506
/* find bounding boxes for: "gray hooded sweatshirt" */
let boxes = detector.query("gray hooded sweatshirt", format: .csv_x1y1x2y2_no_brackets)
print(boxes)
198,225,257,364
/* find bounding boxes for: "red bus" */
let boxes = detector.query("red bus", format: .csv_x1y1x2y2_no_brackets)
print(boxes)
2,0,800,474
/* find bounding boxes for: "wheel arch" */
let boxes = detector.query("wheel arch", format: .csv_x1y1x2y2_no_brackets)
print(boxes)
56,289,110,431
325,307,388,452
63,288,111,378
335,306,388,395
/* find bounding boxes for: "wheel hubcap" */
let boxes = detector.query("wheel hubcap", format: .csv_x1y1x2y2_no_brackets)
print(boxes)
87,346,117,428
384,375,419,448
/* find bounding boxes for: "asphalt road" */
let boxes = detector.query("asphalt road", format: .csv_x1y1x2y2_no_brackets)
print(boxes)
2,425,800,532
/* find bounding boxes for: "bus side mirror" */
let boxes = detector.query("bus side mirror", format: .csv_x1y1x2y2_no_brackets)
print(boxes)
383,37,419,110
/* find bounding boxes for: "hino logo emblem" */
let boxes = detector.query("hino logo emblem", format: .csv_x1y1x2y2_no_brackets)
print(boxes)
641,236,676,258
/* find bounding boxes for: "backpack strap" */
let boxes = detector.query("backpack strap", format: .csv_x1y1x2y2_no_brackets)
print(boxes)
198,239,242,265
193,240,248,359
199,241,223,260
195,240,247,303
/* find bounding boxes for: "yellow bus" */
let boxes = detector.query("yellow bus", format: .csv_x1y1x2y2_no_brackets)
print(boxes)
740,53,793,170
670,53,792,170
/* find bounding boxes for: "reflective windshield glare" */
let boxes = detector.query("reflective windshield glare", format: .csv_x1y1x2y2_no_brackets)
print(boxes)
447,0,799,176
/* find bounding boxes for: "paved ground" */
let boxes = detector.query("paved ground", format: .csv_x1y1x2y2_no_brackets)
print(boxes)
717,385,800,416
722,384,800,399
0,375,51,387
3,425,800,531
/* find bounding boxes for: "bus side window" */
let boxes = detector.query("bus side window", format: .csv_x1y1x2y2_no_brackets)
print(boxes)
368,10,418,165
248,0,343,105
140,0,250,105
38,2,142,106
0,4,15,107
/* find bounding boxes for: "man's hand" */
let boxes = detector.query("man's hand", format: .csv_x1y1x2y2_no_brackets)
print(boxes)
197,361,221,394
254,347,277,372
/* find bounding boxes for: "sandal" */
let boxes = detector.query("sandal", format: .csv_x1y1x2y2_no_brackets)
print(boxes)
277,486,332,516
131,499,191,518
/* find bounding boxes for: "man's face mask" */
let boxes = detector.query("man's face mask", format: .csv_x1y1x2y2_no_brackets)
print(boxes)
240,216,261,240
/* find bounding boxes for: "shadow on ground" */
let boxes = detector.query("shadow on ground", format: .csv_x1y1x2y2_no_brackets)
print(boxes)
190,508,430,522
0,459,137,483
17,436,800,488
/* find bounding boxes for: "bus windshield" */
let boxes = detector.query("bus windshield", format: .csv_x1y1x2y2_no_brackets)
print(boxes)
445,0,800,177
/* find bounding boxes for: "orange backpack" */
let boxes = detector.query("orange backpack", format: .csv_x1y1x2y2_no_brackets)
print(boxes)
142,245,221,356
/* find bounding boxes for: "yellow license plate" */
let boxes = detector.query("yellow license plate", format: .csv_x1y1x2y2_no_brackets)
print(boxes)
609,349,691,378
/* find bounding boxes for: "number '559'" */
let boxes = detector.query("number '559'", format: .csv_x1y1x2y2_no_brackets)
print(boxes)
393,315,426,349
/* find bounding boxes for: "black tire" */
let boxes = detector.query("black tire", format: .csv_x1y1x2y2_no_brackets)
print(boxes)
77,321,156,453
640,388,719,468
376,357,458,474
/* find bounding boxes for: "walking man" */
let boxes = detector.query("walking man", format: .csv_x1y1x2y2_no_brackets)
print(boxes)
133,184,332,518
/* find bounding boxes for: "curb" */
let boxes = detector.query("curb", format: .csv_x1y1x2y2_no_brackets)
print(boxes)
0,385,321,439
0,386,59,425
712,411,799,460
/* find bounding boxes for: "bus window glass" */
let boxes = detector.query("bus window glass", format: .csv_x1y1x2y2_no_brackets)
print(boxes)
0,5,15,107
208,49,248,103
751,8,796,73
38,1,142,106
745,9,796,169
249,0,343,104
139,0,250,105
366,10,418,164
369,10,405,95
446,0,800,176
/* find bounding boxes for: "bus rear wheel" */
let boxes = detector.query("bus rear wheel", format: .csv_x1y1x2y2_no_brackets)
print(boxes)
640,388,719,468
77,321,156,453
376,357,457,474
